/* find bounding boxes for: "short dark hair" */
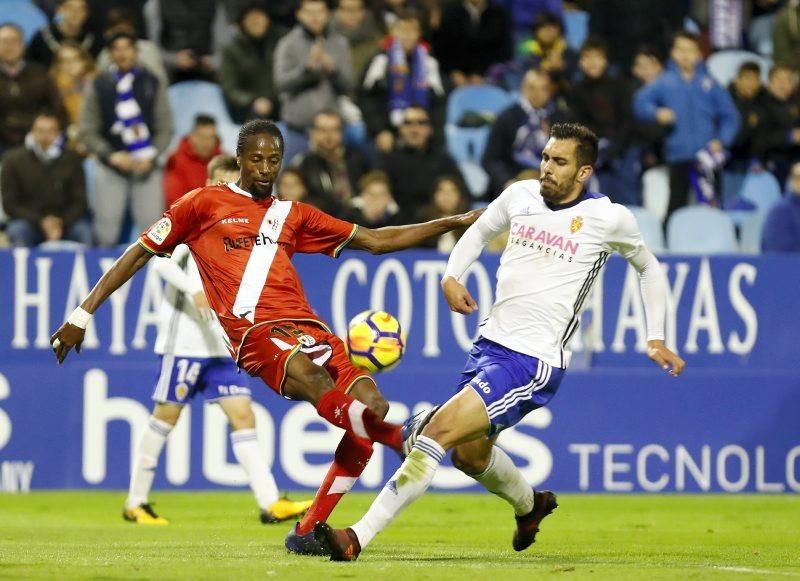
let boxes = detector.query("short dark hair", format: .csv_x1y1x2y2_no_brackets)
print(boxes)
313,108,342,125
673,30,700,47
359,170,391,192
634,44,664,64
207,154,239,180
532,11,562,33
737,61,761,76
106,28,137,48
193,114,217,127
236,119,284,157
579,38,607,58
550,123,599,167
394,8,421,25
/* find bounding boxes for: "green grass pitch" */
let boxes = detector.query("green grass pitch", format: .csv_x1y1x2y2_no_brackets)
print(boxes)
1,492,798,579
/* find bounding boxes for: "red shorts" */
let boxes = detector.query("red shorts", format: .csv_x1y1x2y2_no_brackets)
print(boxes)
237,320,373,398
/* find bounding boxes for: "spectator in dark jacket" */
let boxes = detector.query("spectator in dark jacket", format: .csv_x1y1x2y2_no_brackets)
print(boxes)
415,175,470,252
159,0,217,82
753,64,800,186
567,39,635,203
291,109,371,216
329,0,383,80
629,44,667,170
772,0,800,69
219,4,288,123
482,68,570,198
728,61,767,173
358,9,446,153
78,30,173,245
634,31,740,216
762,161,800,253
430,0,512,88
1,112,92,246
377,105,463,217
27,0,102,68
0,24,67,155
164,114,222,207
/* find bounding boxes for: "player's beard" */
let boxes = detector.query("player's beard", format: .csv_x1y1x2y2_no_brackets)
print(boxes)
539,169,579,204
249,179,273,200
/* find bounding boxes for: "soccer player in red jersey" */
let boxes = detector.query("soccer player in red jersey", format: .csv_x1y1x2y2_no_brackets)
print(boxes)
51,119,481,554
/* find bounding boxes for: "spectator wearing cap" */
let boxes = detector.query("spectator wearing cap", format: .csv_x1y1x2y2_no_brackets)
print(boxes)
0,24,67,155
219,4,288,124
78,30,172,245
27,0,102,67
358,9,446,153
1,112,92,246
274,0,355,131
164,114,222,207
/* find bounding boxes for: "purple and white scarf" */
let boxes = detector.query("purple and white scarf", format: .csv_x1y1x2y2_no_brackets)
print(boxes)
512,97,554,168
110,69,157,160
710,0,743,49
388,39,429,126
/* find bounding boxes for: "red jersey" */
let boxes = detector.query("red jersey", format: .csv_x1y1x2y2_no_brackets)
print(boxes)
138,182,358,357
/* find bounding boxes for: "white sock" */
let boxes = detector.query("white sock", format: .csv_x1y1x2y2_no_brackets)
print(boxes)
231,429,279,509
126,416,172,509
351,435,445,549
471,447,534,516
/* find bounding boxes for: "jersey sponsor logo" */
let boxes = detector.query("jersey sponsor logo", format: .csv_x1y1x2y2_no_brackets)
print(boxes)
570,216,584,233
221,217,250,224
147,217,172,245
223,232,278,252
509,220,579,261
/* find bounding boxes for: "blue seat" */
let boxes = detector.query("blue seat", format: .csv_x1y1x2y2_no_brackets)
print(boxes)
627,206,666,253
739,210,768,255
446,85,513,126
277,122,310,168
739,171,782,211
667,206,738,254
563,9,589,51
167,81,235,139
446,125,491,164
459,161,489,199
4,0,48,45
706,50,771,87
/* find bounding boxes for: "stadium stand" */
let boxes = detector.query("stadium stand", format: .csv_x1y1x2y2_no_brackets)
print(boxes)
739,209,769,255
627,205,666,254
4,0,48,45
641,166,670,225
667,206,739,254
706,49,772,87
167,80,239,153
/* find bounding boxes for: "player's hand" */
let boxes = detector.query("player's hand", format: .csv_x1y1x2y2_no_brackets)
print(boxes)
192,291,214,322
50,322,86,364
646,339,685,377
442,276,478,315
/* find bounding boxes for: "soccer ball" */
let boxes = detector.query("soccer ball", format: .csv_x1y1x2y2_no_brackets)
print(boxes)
345,310,406,373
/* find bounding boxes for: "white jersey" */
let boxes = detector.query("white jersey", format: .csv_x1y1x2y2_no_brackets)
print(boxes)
444,180,666,369
153,245,231,358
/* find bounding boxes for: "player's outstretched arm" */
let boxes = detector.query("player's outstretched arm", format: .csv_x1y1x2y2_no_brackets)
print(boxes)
348,209,484,254
50,243,153,363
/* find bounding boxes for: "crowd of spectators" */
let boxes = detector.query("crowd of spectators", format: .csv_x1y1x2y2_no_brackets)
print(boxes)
0,0,798,252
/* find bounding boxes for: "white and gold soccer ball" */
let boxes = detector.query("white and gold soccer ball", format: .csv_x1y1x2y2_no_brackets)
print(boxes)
345,310,406,373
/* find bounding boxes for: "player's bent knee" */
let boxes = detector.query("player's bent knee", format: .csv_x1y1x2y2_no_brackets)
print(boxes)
358,391,389,418
153,403,181,426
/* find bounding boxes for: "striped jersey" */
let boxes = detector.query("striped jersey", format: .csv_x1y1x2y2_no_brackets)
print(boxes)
449,180,647,369
152,245,230,358
139,182,358,357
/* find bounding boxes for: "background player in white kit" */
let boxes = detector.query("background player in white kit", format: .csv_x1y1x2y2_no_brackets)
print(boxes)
123,155,311,525
316,123,686,560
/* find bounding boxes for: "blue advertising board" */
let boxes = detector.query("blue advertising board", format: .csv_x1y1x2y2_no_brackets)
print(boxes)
0,248,798,493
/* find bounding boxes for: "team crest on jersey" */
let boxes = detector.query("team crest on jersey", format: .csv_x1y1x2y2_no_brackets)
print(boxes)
175,382,189,401
148,217,172,244
570,216,584,233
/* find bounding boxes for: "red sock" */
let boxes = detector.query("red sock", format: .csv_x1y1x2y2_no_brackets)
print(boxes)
316,389,402,450
296,432,373,535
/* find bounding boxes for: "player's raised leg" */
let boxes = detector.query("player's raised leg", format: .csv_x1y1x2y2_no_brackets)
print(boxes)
123,402,180,525
282,354,402,451
314,386,490,561
287,378,386,553
452,438,558,551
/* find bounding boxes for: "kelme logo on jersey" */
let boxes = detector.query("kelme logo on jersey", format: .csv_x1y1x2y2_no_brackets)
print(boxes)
147,217,172,245
570,216,584,233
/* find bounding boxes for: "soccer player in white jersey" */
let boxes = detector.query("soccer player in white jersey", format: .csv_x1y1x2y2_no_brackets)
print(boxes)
315,122,686,560
123,155,312,525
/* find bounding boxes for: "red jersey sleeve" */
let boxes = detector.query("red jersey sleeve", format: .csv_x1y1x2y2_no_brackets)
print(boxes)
138,188,200,256
294,201,359,257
